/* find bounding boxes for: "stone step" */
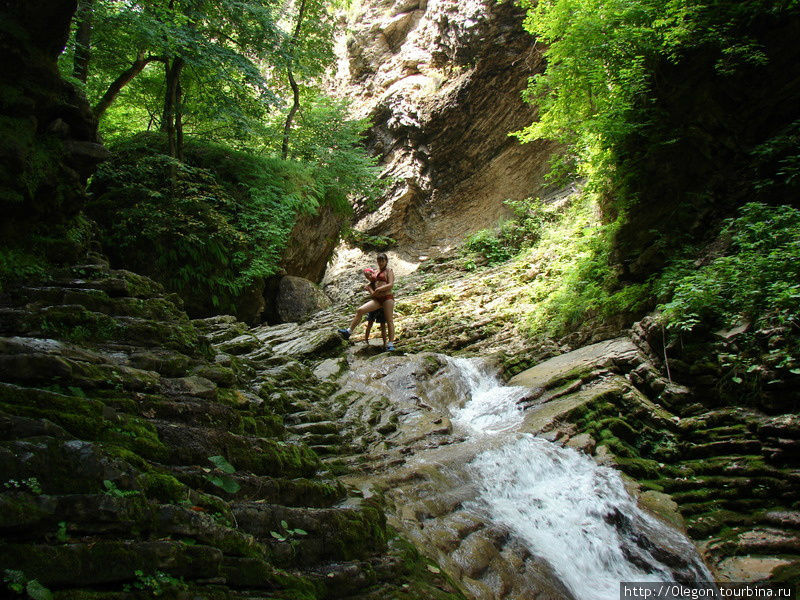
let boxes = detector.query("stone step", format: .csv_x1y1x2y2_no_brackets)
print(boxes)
708,527,800,557
0,493,257,557
10,288,183,322
152,422,321,478
682,439,762,458
308,444,344,456
284,410,337,425
166,465,345,507
294,432,342,446
232,500,386,567
286,420,341,435
0,306,206,356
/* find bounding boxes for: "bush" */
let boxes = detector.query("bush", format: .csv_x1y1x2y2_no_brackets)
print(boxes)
464,229,512,265
87,134,320,316
657,202,800,333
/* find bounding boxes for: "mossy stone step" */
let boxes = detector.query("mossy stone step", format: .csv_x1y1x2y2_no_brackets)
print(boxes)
286,421,341,435
684,424,751,442
295,433,342,446
0,353,161,392
153,422,320,478
13,288,184,322
0,493,259,558
707,527,800,557
0,305,207,355
686,509,754,538
682,439,762,458
678,455,783,478
0,385,168,462
284,410,337,425
137,398,281,437
167,466,345,507
232,499,386,566
0,540,223,586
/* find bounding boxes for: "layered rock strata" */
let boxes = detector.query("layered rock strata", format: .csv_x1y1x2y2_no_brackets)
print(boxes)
0,253,463,599
329,0,555,256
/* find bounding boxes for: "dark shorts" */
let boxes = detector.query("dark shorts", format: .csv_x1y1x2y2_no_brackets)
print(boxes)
367,308,385,323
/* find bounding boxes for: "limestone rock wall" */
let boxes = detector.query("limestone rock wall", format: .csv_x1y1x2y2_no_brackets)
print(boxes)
330,0,555,258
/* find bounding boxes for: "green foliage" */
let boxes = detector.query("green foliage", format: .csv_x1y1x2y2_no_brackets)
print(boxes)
123,570,188,597
102,480,141,498
87,135,318,315
750,119,800,200
55,521,68,543
270,519,308,542
517,0,800,197
261,93,387,211
0,249,50,294
345,229,397,251
657,203,800,334
461,197,562,267
62,0,283,133
3,570,52,600
3,478,43,495
205,455,241,494
463,229,512,266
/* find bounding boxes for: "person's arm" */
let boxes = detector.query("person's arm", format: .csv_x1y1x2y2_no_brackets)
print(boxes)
373,269,394,294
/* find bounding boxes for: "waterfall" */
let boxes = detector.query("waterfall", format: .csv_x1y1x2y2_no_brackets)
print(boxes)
446,357,712,600
449,357,528,434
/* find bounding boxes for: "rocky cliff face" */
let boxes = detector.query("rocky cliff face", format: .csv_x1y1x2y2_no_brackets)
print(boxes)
328,0,555,258
0,0,107,246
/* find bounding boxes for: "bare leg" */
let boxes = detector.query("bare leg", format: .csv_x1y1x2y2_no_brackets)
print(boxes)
364,320,373,344
380,323,387,348
382,299,395,342
350,299,382,332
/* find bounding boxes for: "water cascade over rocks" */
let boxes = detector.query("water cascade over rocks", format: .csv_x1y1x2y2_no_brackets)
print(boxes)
333,350,714,599
449,357,712,599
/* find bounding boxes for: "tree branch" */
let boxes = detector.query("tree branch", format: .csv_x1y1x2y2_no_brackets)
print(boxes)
93,52,166,119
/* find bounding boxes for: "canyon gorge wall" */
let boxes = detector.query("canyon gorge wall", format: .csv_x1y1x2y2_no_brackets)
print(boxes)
327,0,555,259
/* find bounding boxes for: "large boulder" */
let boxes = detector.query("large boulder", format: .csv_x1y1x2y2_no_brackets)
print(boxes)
281,204,346,284
275,276,332,324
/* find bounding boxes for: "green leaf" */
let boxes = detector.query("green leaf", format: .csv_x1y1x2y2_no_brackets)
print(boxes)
292,528,308,536
270,531,286,541
731,376,743,384
208,455,236,474
219,478,241,494
26,580,53,600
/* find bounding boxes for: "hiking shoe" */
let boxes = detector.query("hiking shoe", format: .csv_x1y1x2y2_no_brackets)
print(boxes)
337,328,351,340
386,342,395,351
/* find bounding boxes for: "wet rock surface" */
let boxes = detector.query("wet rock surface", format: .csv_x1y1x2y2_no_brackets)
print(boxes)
0,254,463,599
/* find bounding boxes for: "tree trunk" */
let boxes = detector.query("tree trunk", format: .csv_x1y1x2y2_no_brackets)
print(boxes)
176,74,184,161
281,65,300,160
281,0,307,160
93,53,164,119
72,0,94,83
161,57,185,160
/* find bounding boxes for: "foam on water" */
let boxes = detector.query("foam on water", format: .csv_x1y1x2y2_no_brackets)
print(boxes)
448,357,528,434
446,357,712,599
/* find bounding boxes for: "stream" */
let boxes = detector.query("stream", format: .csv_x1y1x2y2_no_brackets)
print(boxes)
340,351,713,599
448,357,711,599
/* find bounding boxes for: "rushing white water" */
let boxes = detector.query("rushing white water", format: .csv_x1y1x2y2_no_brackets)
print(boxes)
448,357,528,434
446,357,712,600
